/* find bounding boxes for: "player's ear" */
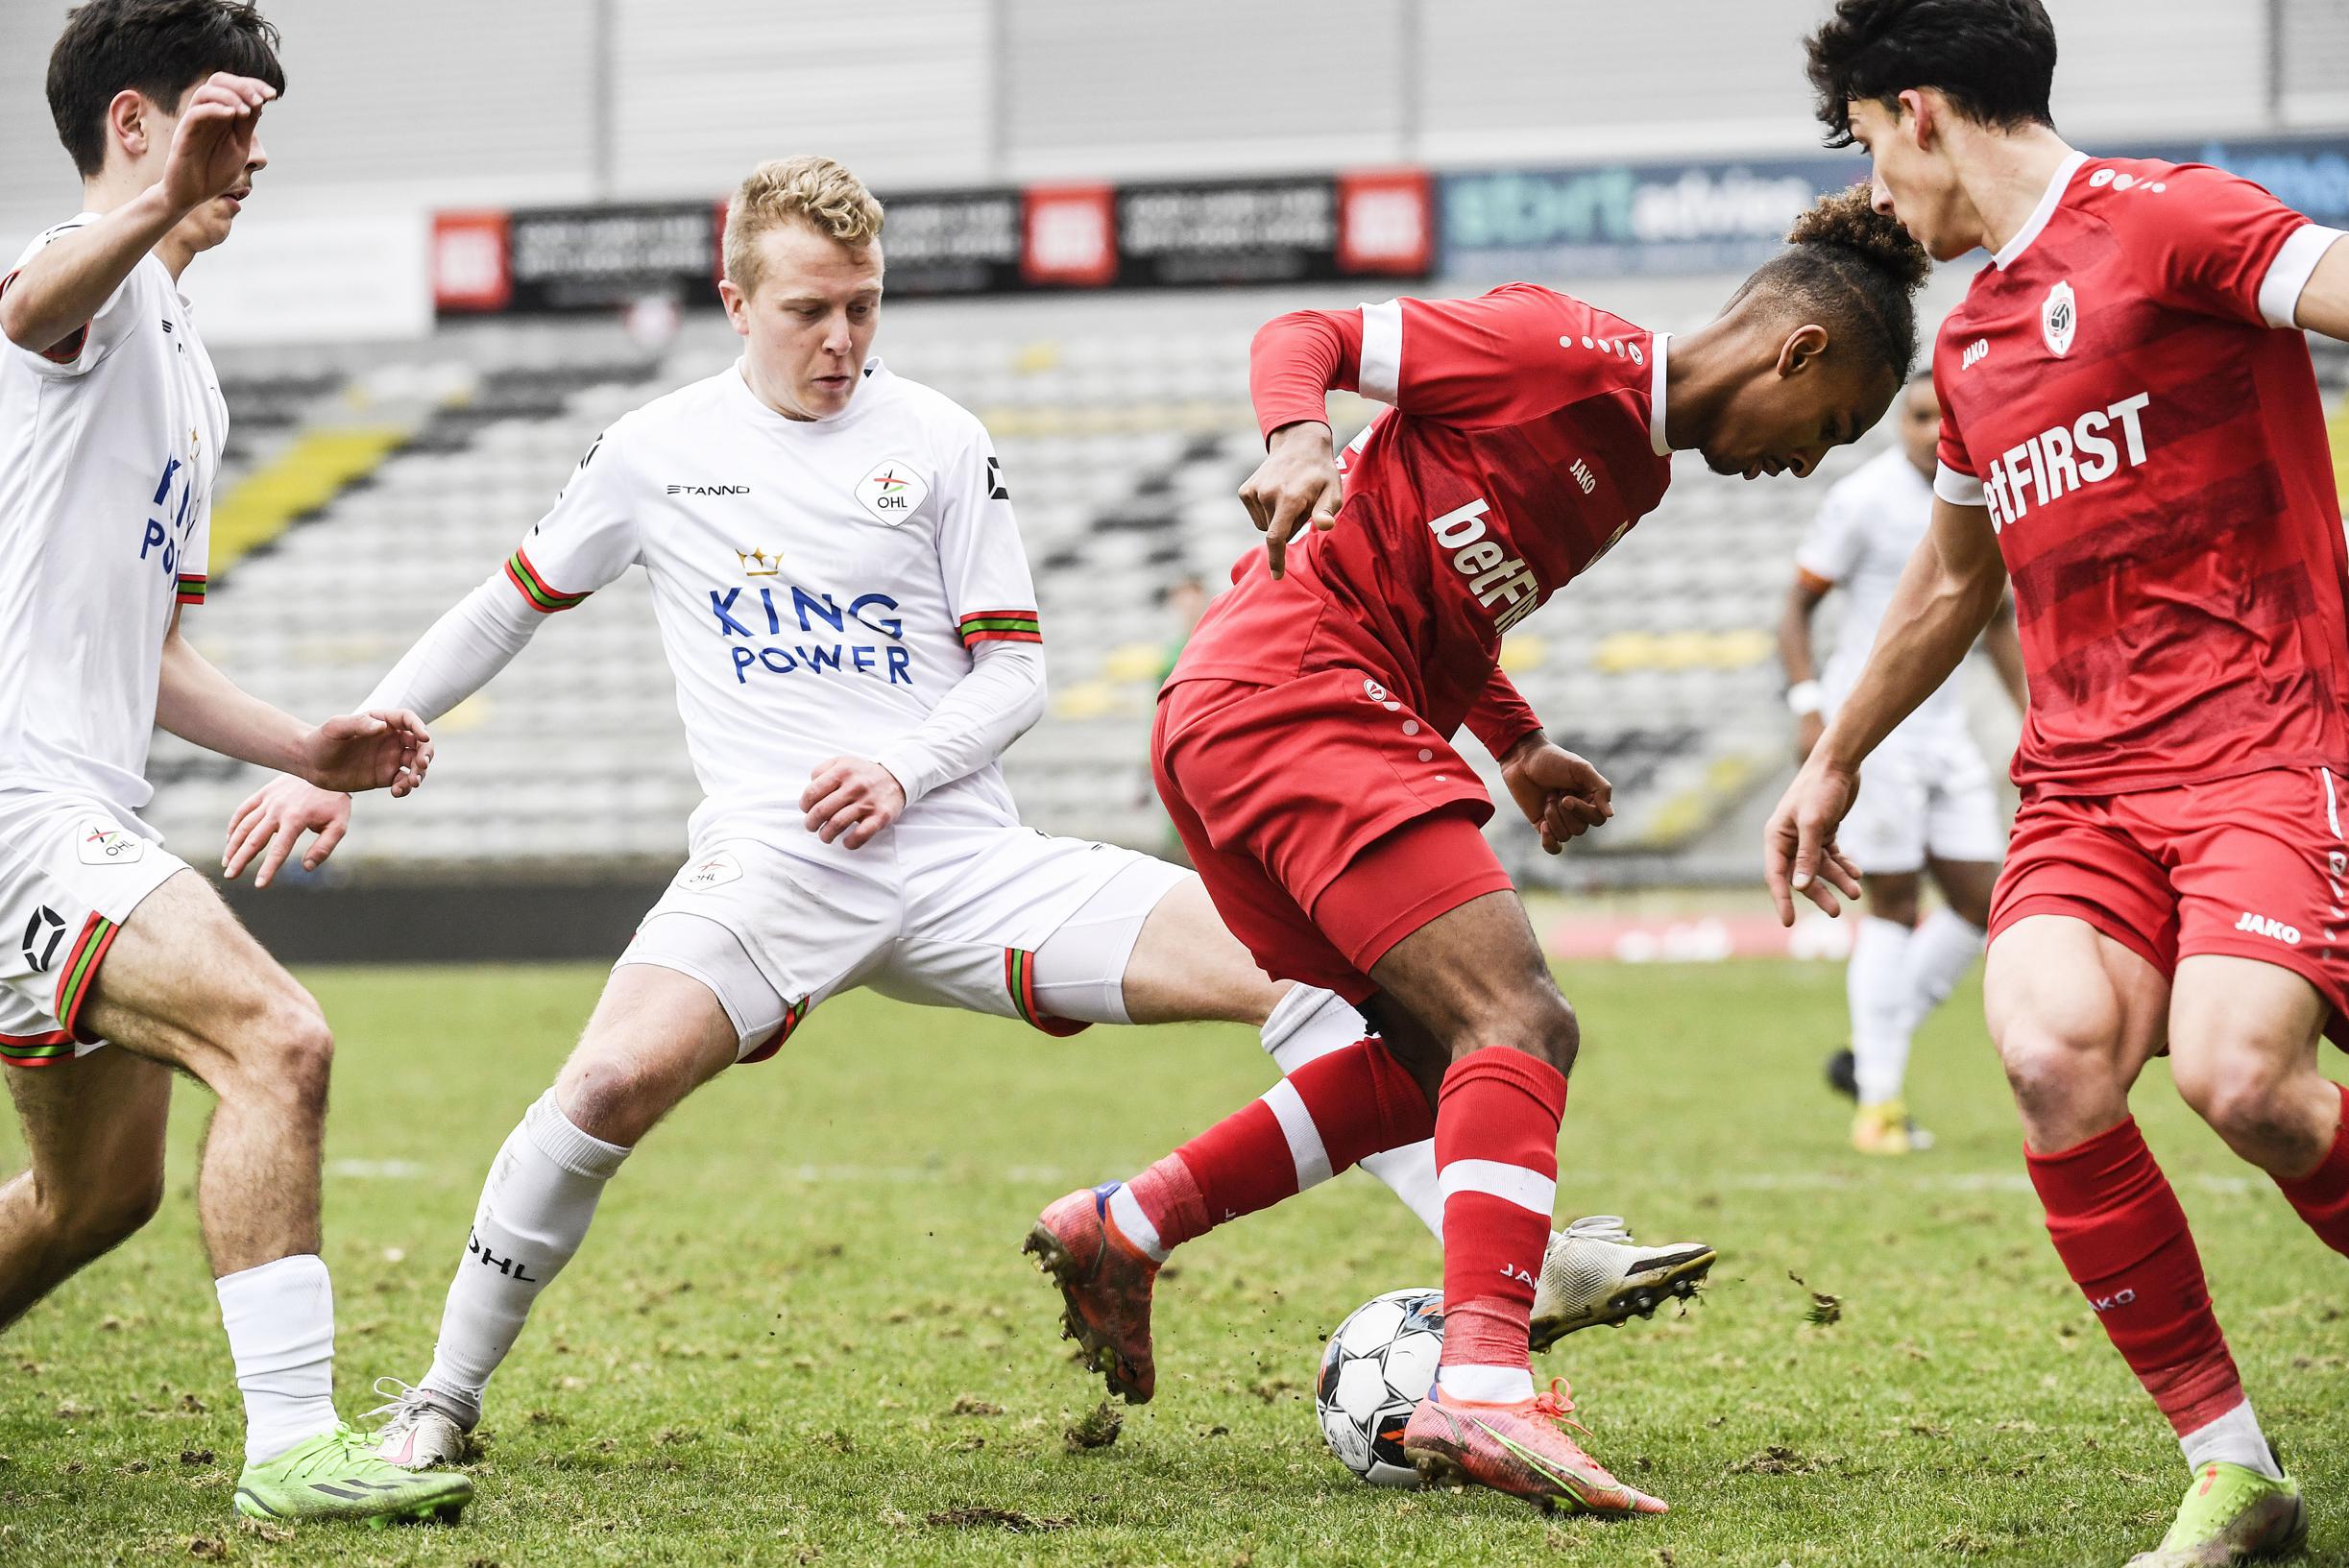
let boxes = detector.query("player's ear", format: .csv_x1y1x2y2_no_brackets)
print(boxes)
1901,89,1935,152
717,277,750,337
1776,324,1830,379
108,89,151,161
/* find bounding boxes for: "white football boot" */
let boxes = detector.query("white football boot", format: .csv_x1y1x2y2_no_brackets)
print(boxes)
1529,1215,1716,1351
365,1377,478,1470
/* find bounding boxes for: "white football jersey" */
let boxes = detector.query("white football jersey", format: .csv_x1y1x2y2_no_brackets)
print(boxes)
0,216,224,815
1794,446,1967,746
509,359,1041,842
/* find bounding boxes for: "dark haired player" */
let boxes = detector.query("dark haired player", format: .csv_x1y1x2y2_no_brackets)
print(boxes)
0,0,468,1525
1031,187,1930,1515
1774,2,2349,1561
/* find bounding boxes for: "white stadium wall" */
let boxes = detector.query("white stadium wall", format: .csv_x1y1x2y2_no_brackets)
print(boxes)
4,0,2339,251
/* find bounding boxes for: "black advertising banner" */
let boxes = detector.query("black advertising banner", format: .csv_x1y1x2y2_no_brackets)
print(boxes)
874,187,1026,297
501,202,725,313
1113,176,1342,288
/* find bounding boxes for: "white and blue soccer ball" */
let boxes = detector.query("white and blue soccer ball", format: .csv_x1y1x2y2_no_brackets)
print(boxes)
1315,1287,1444,1487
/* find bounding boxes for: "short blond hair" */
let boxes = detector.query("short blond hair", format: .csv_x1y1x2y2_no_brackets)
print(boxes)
723,156,884,295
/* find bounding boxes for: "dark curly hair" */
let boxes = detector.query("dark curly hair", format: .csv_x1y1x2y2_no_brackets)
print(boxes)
47,0,284,177
1730,184,1932,379
1805,0,2056,149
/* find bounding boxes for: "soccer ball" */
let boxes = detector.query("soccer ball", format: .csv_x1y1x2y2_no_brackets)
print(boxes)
1314,1287,1443,1487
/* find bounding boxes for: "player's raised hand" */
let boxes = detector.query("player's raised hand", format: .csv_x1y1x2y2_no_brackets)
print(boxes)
224,776,352,889
159,72,274,213
1763,758,1865,925
803,757,907,850
298,710,433,796
1500,738,1613,855
1239,422,1343,580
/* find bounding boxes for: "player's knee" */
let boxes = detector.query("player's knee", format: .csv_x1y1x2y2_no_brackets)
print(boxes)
1864,876,1923,927
1995,1023,2119,1132
2172,1045,2296,1153
1488,989,1579,1075
239,989,335,1122
556,1050,680,1146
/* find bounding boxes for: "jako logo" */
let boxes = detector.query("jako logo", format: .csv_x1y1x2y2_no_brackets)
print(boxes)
2088,1288,2137,1312
669,483,750,495
1569,458,1596,495
2236,911,2303,945
1961,338,1990,370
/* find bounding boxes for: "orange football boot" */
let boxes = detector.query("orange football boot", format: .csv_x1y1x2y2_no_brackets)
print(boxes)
1024,1183,1160,1403
1403,1377,1667,1515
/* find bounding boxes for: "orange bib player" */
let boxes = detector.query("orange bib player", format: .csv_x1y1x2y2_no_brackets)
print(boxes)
1030,187,1930,1516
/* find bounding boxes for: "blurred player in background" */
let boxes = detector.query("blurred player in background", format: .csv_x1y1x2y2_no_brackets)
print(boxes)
225,156,1702,1472
1776,2,2349,1560
1778,369,2025,1154
0,0,470,1526
1030,187,1930,1517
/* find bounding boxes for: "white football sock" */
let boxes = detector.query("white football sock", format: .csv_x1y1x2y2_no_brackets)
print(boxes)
421,1090,629,1414
1849,914,1918,1106
2181,1396,2284,1480
215,1253,340,1466
1262,985,1442,1239
1899,905,1986,1029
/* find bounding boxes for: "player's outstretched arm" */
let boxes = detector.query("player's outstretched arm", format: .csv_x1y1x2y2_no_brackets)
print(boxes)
2287,234,2349,342
157,625,430,794
1762,494,2005,925
0,73,273,355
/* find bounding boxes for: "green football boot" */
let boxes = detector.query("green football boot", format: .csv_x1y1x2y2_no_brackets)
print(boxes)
232,1422,472,1526
2127,1459,2306,1566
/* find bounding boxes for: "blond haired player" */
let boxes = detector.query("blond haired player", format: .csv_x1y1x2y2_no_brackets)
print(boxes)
228,157,1712,1467
0,0,466,1526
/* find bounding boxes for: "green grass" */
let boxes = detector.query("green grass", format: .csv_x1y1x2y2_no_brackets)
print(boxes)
1,959,2343,1566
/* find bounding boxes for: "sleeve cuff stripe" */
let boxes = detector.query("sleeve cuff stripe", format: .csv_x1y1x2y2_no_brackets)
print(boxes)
2259,224,2346,330
175,573,207,604
1933,462,1986,506
505,549,590,613
1358,299,1402,403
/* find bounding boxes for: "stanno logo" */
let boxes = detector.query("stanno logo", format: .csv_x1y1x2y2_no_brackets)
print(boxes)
1961,338,1990,370
2235,911,2303,946
668,483,750,496
1569,458,1596,495
19,906,63,974
2042,279,2077,357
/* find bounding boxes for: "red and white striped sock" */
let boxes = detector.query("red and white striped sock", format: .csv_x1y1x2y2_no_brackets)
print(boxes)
2025,1118,2245,1436
2274,1080,2349,1257
1433,1049,1566,1406
1105,1038,1432,1262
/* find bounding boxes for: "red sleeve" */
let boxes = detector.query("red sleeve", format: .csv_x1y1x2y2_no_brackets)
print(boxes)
2121,163,2337,329
1249,307,1363,441
1251,283,1638,442
1465,668,1543,760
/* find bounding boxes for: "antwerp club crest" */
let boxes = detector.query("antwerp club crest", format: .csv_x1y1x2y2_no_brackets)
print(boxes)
856,460,929,526
2042,278,2077,357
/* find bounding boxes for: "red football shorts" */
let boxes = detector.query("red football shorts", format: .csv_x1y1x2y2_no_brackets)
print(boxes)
1153,671,1515,1002
1989,766,2349,1038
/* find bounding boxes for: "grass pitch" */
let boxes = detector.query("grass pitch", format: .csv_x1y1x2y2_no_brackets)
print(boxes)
0,957,2343,1566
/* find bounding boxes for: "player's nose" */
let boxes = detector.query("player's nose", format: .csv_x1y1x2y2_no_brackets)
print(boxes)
246,133,268,173
1869,172,1893,216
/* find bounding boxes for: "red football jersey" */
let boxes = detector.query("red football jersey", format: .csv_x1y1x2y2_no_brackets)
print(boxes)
1933,153,2349,794
1176,284,1673,750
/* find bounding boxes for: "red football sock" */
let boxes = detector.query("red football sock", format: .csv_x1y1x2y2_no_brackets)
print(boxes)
2025,1118,2244,1436
1433,1049,1566,1402
1113,1039,1431,1260
2274,1079,2349,1257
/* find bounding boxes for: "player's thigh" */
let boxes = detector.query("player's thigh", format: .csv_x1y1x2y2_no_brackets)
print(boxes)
1982,913,2168,1144
555,959,743,1146
2166,954,2329,1127
1925,856,2002,928
6,1044,172,1231
81,868,329,1092
1112,871,1284,1026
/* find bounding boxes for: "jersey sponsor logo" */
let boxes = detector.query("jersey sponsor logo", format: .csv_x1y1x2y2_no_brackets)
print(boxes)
680,850,744,892
140,453,201,589
77,821,145,865
1960,338,1990,370
708,583,916,688
856,460,929,526
1980,391,2150,535
2041,279,2077,357
737,546,782,577
667,483,751,496
2235,911,2303,946
1426,497,1539,633
19,906,64,974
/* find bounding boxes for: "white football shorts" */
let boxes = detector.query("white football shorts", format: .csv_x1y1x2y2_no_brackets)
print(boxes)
0,790,187,1067
616,814,1190,1060
1839,726,2008,877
